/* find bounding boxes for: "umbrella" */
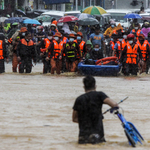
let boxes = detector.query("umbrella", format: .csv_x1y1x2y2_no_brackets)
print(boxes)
78,18,99,25
4,17,23,24
34,15,51,22
124,13,142,19
23,19,41,25
0,17,8,22
81,6,107,15
15,9,26,16
77,13,94,20
58,16,78,23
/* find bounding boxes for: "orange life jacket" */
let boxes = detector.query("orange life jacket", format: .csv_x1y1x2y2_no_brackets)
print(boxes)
21,39,34,46
126,42,138,64
78,40,85,54
137,40,148,61
132,29,141,37
0,40,4,59
114,41,121,58
50,29,58,33
40,38,51,53
53,40,64,59
110,41,115,51
62,37,67,44
122,39,127,50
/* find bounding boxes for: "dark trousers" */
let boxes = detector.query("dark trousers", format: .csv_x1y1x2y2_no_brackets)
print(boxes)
19,58,32,73
42,57,50,74
0,59,5,73
124,63,138,76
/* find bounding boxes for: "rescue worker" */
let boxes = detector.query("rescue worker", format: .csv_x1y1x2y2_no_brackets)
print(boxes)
110,34,118,56
36,26,46,62
50,24,58,35
113,33,123,59
39,32,53,74
122,31,128,51
75,32,86,59
46,32,64,74
12,36,20,72
51,18,57,26
137,34,150,73
19,27,28,39
17,32,37,73
120,34,143,76
130,23,143,40
60,29,68,72
0,33,8,73
63,34,80,72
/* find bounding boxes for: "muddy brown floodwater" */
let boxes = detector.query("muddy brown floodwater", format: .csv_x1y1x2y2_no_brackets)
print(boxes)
0,63,150,150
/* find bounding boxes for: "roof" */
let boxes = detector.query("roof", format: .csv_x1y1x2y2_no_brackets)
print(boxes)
42,11,65,17
106,9,132,14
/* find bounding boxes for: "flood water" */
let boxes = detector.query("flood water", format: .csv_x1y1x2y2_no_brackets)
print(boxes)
0,63,150,150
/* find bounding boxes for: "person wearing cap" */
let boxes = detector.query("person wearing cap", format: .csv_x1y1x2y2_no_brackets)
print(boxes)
74,32,86,59
113,33,123,59
63,34,80,72
7,22,18,39
46,32,64,74
130,23,143,40
137,34,150,73
141,22,150,38
17,32,37,73
39,31,53,73
19,27,28,39
85,40,93,60
0,33,8,73
50,24,58,36
120,34,143,76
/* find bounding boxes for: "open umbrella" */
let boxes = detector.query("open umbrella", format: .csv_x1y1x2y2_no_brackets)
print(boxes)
81,6,107,15
23,19,41,25
15,9,26,16
124,13,142,19
0,17,8,22
78,18,99,25
58,16,78,23
77,13,94,20
4,17,23,24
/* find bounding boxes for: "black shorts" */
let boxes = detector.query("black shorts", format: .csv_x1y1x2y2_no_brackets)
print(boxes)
78,134,106,144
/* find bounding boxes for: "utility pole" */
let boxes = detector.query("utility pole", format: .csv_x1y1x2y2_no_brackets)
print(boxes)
76,0,78,10
15,0,18,9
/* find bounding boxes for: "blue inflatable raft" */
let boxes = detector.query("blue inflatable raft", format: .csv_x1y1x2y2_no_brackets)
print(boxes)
78,61,121,76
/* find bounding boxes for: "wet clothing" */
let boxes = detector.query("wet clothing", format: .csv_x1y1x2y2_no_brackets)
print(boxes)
90,49,103,60
48,40,64,74
120,42,143,75
39,38,51,73
0,40,7,73
17,39,36,73
89,33,104,48
73,91,108,144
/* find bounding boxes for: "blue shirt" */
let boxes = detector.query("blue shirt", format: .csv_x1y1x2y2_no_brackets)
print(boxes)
90,33,104,49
